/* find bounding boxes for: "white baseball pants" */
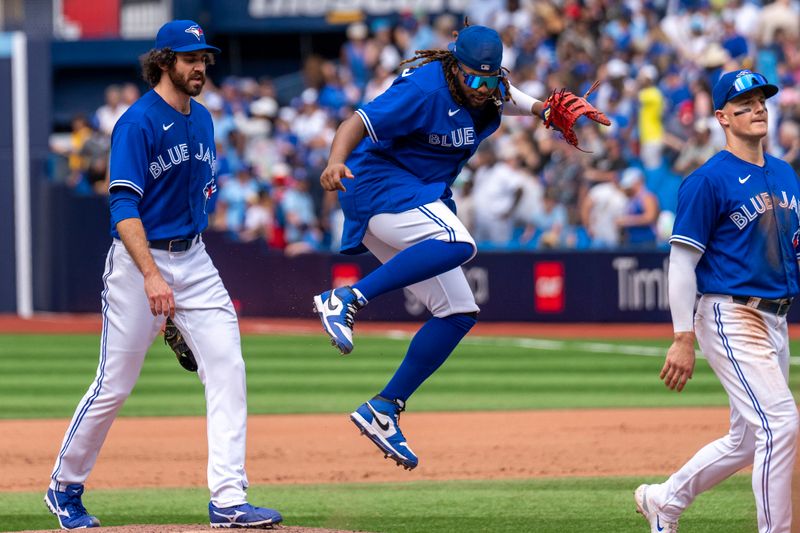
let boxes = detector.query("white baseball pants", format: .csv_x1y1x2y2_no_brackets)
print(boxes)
362,200,479,317
651,294,799,533
49,238,250,507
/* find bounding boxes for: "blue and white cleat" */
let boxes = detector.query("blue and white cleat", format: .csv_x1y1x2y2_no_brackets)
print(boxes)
351,396,419,470
209,502,283,529
44,483,100,529
634,484,679,532
313,286,367,355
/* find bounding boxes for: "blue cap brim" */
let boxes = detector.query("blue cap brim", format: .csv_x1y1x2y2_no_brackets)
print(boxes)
172,43,221,53
721,84,779,109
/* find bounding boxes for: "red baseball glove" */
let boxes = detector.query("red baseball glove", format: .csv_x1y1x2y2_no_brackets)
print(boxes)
541,81,611,151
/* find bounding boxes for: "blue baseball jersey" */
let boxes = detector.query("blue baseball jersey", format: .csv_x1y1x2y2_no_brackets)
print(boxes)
108,90,217,240
340,61,502,254
670,151,800,299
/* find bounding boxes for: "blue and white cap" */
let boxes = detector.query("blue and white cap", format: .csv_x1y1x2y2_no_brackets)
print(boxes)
155,20,221,53
712,69,778,110
448,25,502,73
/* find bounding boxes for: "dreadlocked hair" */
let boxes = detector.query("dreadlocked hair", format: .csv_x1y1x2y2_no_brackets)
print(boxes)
399,50,514,109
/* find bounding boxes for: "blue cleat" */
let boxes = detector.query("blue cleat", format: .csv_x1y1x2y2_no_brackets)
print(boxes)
313,286,367,355
44,484,100,529
350,396,419,470
209,502,283,529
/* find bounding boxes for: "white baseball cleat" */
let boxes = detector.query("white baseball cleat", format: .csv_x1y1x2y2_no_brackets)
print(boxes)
634,484,679,532
312,286,367,355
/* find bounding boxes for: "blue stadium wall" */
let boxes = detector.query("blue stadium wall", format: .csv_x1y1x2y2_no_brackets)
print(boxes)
34,190,751,323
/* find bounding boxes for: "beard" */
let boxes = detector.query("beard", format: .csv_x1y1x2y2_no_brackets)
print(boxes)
169,67,205,97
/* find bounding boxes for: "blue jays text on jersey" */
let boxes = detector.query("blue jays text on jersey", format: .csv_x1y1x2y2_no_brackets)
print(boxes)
147,141,215,179
729,189,800,230
108,90,217,240
670,150,800,300
339,61,502,254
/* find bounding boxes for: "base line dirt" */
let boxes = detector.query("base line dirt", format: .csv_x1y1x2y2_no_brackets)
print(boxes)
4,407,799,492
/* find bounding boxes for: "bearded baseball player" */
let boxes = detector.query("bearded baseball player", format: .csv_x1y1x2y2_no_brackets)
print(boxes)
312,24,609,470
634,70,800,533
44,20,282,529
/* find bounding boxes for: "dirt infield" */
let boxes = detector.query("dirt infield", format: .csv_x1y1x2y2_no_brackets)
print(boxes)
1,407,757,493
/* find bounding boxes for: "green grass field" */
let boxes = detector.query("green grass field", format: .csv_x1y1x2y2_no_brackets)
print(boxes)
1,332,795,532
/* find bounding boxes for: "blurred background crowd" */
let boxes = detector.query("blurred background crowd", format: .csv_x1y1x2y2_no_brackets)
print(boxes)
48,0,800,254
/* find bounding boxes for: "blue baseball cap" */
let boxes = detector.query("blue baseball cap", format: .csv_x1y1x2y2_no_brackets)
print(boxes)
712,69,778,110
155,20,220,53
448,25,503,73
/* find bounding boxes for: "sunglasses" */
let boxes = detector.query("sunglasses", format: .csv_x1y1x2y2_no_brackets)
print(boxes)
727,72,768,100
457,63,504,90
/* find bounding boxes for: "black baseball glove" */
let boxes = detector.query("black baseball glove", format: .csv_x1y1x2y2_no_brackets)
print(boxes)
164,317,198,372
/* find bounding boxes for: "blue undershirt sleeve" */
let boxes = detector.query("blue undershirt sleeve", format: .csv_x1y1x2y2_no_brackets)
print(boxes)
109,188,142,227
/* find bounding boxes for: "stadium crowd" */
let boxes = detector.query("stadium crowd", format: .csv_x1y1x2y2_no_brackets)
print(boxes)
50,0,800,253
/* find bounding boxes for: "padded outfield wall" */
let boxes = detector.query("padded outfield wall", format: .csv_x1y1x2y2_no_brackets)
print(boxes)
30,187,752,323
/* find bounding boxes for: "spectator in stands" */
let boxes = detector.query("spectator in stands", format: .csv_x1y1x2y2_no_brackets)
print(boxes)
240,188,275,244
342,22,370,92
757,0,799,46
617,167,659,248
95,85,124,136
777,119,800,173
432,13,458,49
673,119,718,176
637,64,666,170
292,88,328,145
281,175,321,255
581,176,627,249
363,64,394,103
61,114,93,190
120,82,140,111
523,186,569,249
318,61,350,114
584,135,628,184
207,91,236,145
721,13,749,61
80,125,111,195
471,144,526,246
371,18,401,74
217,165,260,233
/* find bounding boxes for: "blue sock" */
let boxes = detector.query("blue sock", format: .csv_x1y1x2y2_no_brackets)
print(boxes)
380,313,477,402
354,240,473,301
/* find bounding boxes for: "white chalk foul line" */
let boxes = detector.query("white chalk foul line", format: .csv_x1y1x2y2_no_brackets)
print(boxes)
463,336,800,366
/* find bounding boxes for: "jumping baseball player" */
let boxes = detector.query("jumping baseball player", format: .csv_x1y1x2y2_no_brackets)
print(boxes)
634,69,800,533
44,20,282,529
312,24,609,469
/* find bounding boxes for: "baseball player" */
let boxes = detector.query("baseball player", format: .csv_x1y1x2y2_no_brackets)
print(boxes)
634,69,800,533
44,20,282,529
312,24,609,469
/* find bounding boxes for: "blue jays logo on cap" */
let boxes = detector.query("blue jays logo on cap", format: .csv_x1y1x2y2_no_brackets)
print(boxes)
712,69,778,110
448,25,502,73
185,25,203,40
155,19,221,54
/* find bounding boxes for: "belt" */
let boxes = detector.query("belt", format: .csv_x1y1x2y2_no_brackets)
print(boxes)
149,235,200,252
731,296,793,317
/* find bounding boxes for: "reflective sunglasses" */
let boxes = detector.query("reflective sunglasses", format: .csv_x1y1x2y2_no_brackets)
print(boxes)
727,72,769,100
457,63,503,90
